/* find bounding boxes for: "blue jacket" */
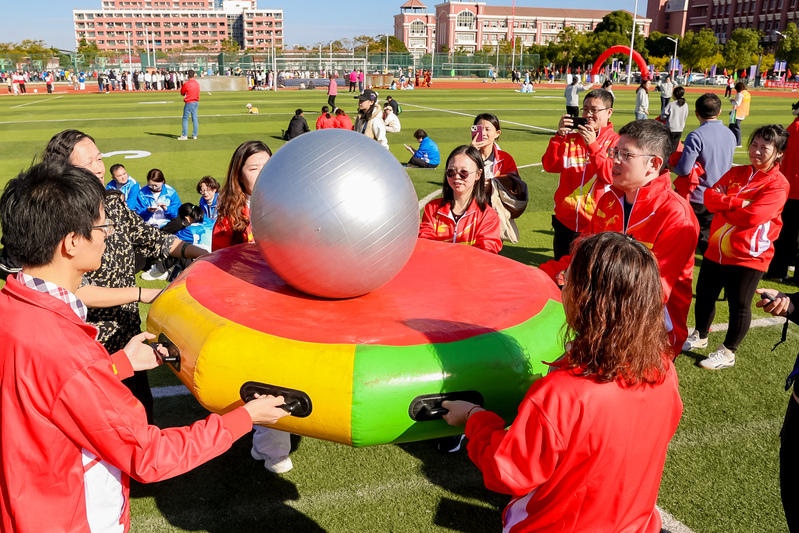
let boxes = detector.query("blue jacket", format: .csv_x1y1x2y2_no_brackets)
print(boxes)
199,193,218,222
133,184,181,226
175,221,212,251
673,120,736,204
106,178,141,210
414,137,440,166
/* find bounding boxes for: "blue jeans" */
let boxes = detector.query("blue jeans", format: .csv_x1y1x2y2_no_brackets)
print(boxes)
182,101,199,137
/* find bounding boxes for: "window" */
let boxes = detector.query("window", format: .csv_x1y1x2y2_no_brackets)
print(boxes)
456,11,475,29
410,20,426,36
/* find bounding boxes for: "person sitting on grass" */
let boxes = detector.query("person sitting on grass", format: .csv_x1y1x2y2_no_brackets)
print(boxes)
106,163,140,210
383,103,401,133
684,124,790,370
283,108,310,141
0,159,290,533
442,231,683,533
132,168,181,229
197,175,219,222
333,108,353,130
404,129,439,169
418,145,501,254
315,105,336,130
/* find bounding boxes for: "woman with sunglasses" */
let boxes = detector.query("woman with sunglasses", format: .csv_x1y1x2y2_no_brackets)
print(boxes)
418,145,501,254
442,232,683,533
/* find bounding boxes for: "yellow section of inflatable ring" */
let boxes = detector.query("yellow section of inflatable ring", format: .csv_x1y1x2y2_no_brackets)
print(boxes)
146,278,357,445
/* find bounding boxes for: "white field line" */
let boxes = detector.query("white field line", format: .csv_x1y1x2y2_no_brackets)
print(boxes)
658,506,698,533
10,95,63,108
398,102,557,133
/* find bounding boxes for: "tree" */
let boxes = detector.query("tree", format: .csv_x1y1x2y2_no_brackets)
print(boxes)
650,56,670,72
219,37,240,54
678,29,719,71
594,11,635,35
722,28,761,71
77,38,99,55
776,23,799,72
646,31,680,58
759,53,775,74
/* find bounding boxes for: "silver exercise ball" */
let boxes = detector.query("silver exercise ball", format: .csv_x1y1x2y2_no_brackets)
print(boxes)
251,129,420,299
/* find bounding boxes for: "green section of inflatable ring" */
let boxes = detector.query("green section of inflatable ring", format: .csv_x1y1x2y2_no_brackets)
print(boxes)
350,299,565,447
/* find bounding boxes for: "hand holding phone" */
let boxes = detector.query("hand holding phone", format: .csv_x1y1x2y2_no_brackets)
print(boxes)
570,117,589,129
471,125,485,144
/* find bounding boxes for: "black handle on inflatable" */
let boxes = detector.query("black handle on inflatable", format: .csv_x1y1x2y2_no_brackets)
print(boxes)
148,334,180,372
239,381,312,418
408,391,485,422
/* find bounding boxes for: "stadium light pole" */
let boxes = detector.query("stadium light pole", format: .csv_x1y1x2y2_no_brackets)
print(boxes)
666,36,678,78
385,33,389,73
510,0,516,73
626,0,639,85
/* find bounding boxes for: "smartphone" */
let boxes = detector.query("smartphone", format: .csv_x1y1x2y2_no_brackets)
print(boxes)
761,292,776,303
570,117,589,129
471,125,484,143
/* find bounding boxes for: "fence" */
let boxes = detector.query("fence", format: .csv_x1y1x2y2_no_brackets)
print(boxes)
1,51,541,80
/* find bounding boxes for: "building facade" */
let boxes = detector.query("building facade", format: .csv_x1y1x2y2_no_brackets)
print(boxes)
395,0,650,55
73,0,283,53
646,0,798,45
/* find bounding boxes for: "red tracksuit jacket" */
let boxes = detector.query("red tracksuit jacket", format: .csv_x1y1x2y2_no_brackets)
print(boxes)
419,198,502,254
0,277,253,533
541,171,699,356
541,124,619,232
781,118,799,201
704,163,789,271
465,360,683,533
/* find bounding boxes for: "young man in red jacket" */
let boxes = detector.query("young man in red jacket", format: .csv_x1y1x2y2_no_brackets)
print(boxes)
542,89,619,260
0,160,289,533
541,120,699,357
178,69,200,140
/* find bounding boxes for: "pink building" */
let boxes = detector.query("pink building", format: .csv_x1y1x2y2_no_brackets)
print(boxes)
73,0,283,53
395,1,650,54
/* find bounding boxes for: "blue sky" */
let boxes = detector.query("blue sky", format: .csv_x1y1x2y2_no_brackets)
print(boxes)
1,0,633,51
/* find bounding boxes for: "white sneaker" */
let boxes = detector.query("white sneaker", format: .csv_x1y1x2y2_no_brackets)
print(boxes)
699,344,736,370
682,330,708,351
176,135,188,140
192,136,197,139
250,447,293,473
141,265,170,281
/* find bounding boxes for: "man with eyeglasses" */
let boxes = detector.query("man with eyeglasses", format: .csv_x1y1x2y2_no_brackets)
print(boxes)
543,120,698,357
672,93,736,255
0,160,290,533
542,89,619,260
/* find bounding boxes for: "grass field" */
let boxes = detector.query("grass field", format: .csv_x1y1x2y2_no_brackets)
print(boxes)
2,84,799,532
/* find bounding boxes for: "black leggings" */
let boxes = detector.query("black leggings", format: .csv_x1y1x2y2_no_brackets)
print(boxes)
552,215,580,261
328,94,336,111
694,258,764,351
781,391,799,532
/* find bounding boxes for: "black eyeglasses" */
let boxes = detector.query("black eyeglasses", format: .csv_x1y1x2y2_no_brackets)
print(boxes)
445,168,478,179
581,107,610,116
91,222,116,238
607,147,656,162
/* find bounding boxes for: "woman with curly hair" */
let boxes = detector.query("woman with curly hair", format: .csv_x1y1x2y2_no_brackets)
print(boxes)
442,232,683,533
212,140,272,250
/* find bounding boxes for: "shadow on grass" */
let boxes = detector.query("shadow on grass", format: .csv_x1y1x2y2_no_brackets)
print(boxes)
144,132,180,139
501,245,553,268
131,396,323,532
396,441,505,532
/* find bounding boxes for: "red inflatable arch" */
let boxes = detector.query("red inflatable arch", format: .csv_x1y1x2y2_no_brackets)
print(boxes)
590,45,651,80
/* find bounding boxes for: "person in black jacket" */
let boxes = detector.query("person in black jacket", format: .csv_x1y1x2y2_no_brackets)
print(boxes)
757,287,799,533
283,108,310,141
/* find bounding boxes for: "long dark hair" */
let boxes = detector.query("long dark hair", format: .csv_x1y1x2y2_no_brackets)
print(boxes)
560,232,669,385
218,140,272,233
441,145,489,212
673,86,686,107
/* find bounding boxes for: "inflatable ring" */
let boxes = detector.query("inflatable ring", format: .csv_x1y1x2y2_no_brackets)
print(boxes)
146,238,565,447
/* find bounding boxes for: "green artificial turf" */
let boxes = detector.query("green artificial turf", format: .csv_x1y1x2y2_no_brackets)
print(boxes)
1,85,799,532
